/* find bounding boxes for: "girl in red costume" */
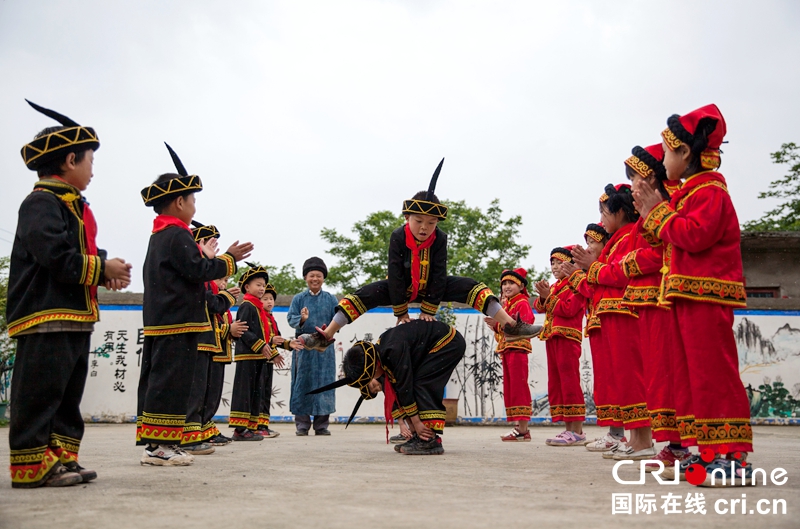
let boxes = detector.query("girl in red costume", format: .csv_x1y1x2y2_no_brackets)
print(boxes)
569,184,653,460
486,268,536,442
533,248,587,446
634,104,753,485
570,223,628,453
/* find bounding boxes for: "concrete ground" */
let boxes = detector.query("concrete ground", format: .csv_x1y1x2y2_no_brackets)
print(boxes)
0,424,797,529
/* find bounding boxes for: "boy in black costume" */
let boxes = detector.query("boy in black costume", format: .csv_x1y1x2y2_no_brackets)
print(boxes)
310,320,466,455
137,143,253,466
300,159,540,351
8,100,132,488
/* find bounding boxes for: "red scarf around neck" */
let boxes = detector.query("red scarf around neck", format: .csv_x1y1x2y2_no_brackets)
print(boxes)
152,214,192,234
209,280,234,324
404,224,437,301
50,176,99,298
381,360,397,444
243,293,270,336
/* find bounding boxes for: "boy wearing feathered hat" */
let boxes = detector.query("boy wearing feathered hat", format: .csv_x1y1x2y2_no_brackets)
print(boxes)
533,247,587,447
7,101,133,488
179,223,243,453
206,275,248,446
286,257,339,435
257,282,295,438
309,320,466,455
485,268,535,442
229,266,301,440
137,144,253,466
633,105,753,485
299,159,540,351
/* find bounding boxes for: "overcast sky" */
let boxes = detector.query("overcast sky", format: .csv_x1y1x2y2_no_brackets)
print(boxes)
1,1,798,292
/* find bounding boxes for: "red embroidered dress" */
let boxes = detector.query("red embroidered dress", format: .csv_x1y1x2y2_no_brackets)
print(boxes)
534,278,586,423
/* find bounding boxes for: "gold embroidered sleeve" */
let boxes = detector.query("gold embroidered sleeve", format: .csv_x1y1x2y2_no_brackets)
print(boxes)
533,296,546,313
622,250,643,278
392,302,409,317
220,290,236,306
215,253,236,278
643,201,677,240
420,300,439,315
586,261,604,285
568,270,586,292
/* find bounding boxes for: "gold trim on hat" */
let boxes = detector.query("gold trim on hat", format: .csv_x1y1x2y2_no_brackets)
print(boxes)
624,155,654,179
140,175,203,206
22,126,99,168
661,128,682,151
402,199,448,220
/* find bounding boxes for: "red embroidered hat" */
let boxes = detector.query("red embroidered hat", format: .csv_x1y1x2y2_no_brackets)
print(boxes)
599,183,632,203
500,268,529,296
625,143,666,180
550,247,573,263
662,104,726,170
584,223,609,244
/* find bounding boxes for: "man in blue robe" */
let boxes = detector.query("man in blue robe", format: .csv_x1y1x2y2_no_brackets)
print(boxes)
287,257,338,435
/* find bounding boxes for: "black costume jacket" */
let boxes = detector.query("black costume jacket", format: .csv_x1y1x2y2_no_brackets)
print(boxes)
212,311,234,363
377,320,461,418
234,300,281,362
387,225,448,317
7,179,106,337
142,225,235,336
198,285,237,353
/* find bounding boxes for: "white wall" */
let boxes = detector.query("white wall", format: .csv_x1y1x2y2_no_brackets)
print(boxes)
82,306,800,424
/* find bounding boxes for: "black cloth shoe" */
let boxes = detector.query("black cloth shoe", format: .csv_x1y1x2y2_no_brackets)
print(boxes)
295,429,309,436
400,435,444,455
314,428,331,436
64,462,97,483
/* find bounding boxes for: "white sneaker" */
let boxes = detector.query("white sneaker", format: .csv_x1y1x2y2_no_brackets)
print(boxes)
141,444,195,466
602,441,629,459
586,433,625,453
613,444,657,461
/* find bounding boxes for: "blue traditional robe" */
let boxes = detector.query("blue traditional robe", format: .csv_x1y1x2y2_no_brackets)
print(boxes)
287,289,338,416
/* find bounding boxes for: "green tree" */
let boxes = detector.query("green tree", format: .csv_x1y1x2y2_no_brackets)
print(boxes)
321,199,547,294
229,262,307,297
0,256,16,404
743,142,800,231
321,210,404,293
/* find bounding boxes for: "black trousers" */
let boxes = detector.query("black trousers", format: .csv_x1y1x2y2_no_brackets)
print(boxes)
9,332,90,486
136,333,199,445
229,359,264,431
181,350,215,446
258,362,274,427
391,332,466,435
201,360,227,429
337,276,496,322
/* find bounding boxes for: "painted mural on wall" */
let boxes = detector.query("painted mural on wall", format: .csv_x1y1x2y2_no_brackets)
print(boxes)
77,307,800,424
735,315,800,421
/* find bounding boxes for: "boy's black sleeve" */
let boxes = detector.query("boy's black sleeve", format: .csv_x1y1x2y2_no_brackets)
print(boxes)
236,302,266,354
168,229,236,283
420,230,448,315
206,288,236,315
17,192,105,286
387,228,409,316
